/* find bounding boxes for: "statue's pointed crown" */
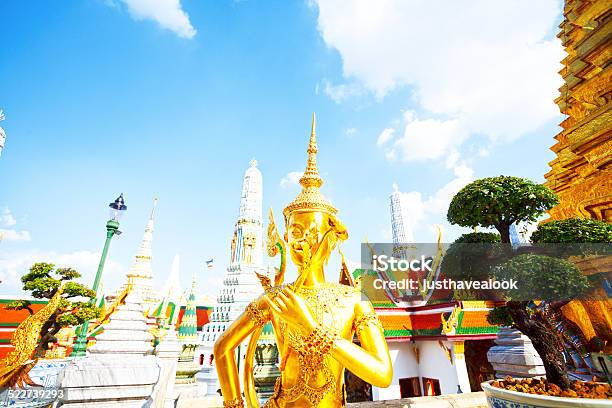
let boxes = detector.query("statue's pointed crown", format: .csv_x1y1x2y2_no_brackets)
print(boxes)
283,113,337,221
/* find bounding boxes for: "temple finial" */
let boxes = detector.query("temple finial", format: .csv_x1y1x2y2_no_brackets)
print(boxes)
299,112,322,189
284,113,337,220
149,197,158,220
310,112,316,140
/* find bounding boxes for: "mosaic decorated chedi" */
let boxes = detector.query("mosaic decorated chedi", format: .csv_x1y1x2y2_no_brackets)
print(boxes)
390,183,412,243
197,159,269,395
208,159,267,334
176,278,201,386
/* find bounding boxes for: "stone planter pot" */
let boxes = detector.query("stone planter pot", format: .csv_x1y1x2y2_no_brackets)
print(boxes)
481,380,610,408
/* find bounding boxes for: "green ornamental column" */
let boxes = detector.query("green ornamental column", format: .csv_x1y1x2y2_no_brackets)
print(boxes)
71,194,127,357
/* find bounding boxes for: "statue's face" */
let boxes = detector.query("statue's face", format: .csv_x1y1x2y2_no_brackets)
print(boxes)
286,211,332,267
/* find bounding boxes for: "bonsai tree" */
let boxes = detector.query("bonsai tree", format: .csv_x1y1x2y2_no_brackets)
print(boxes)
6,262,100,357
531,217,611,352
531,217,612,244
441,232,502,300
447,176,558,244
447,176,589,389
489,254,589,389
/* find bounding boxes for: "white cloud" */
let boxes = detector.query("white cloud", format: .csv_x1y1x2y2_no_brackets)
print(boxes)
115,0,197,39
0,207,30,242
314,0,563,156
392,116,468,162
0,250,126,296
280,171,303,188
321,79,364,103
393,164,474,241
376,128,395,146
477,147,490,157
344,127,358,137
0,229,31,242
1,208,16,227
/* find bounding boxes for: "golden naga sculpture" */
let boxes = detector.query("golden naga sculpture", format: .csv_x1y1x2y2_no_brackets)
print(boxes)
214,114,392,408
0,283,66,387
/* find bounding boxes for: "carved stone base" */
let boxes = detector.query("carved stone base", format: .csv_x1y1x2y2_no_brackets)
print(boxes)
57,355,160,407
486,327,546,379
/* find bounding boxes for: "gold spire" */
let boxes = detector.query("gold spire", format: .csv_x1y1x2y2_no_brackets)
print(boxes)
299,112,323,189
283,113,337,221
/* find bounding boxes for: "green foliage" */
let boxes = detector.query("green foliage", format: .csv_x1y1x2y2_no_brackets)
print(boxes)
56,303,100,326
487,306,513,327
63,281,96,299
492,254,589,301
5,299,33,314
447,176,558,242
531,218,612,244
453,232,501,243
9,262,100,353
441,232,503,283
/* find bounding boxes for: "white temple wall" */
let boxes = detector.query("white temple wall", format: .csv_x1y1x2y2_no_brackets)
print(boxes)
417,340,460,395
372,339,469,401
372,341,417,401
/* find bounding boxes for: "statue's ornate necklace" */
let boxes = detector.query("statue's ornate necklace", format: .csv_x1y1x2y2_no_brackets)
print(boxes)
270,283,356,407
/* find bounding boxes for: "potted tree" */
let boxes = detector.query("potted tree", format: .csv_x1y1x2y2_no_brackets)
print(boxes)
447,176,612,406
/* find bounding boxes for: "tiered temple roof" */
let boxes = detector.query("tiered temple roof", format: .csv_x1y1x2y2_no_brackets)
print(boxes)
354,269,499,342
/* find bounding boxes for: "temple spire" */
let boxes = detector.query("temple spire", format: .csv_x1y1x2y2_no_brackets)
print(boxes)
238,159,263,224
0,109,6,158
154,254,182,324
127,198,157,280
149,197,158,221
283,113,337,220
299,112,323,189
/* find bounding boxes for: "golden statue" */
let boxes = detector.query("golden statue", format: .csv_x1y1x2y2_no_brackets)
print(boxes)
0,283,66,387
214,114,392,408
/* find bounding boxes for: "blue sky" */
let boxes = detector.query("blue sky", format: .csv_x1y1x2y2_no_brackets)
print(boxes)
0,0,564,299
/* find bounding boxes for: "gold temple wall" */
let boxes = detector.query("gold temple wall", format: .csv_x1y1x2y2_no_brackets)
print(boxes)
544,0,611,221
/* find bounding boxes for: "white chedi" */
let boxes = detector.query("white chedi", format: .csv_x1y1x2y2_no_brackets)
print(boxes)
58,290,160,407
90,290,154,355
196,160,271,397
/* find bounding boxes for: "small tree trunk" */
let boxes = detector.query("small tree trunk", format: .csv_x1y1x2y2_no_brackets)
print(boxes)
506,301,571,389
34,312,58,358
496,222,511,244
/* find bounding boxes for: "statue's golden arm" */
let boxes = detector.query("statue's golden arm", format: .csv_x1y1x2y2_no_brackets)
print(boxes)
213,296,270,402
329,301,392,388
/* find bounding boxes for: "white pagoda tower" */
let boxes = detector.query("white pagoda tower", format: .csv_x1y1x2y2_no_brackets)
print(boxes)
390,183,413,243
0,110,6,157
111,198,161,314
196,159,269,395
